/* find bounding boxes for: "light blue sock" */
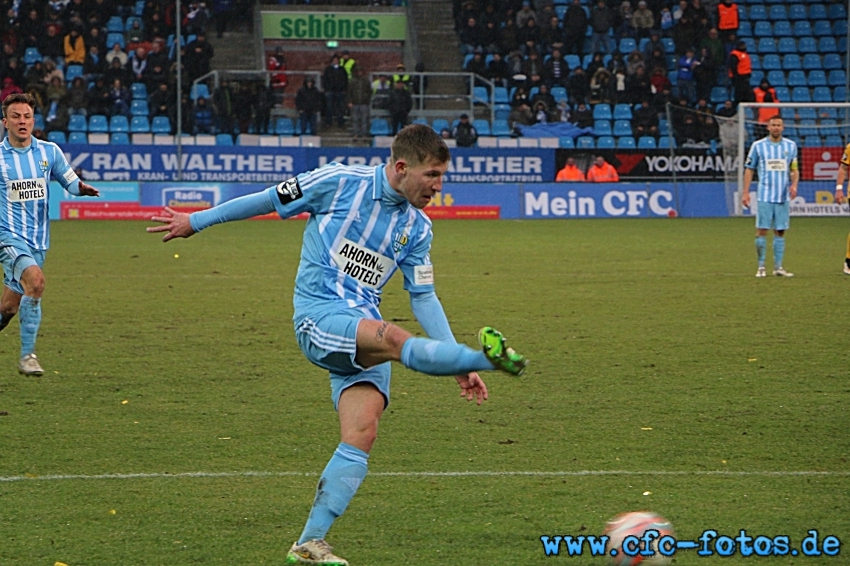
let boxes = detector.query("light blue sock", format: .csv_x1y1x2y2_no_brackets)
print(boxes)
19,295,41,357
400,337,494,376
755,236,766,267
298,443,369,544
773,236,785,269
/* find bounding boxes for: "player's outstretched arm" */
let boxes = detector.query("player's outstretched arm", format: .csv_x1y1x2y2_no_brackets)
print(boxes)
455,372,488,405
147,207,195,242
78,181,99,197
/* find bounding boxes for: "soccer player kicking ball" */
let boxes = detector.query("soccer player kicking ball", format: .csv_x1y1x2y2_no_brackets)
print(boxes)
147,124,528,566
0,93,99,375
833,141,850,274
741,115,798,278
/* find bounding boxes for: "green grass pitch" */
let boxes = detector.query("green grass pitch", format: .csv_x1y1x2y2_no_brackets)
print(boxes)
0,217,847,565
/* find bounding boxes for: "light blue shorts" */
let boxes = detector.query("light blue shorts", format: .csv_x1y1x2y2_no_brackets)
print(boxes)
756,201,790,231
295,309,391,411
0,234,44,295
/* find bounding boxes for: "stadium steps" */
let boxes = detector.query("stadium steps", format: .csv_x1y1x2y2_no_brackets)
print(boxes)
410,0,468,111
207,18,259,70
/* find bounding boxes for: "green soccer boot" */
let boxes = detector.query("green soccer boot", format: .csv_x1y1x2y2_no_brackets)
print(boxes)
478,327,528,376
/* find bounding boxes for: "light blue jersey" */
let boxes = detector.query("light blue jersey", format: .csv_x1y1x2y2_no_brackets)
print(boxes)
264,163,436,324
0,137,80,250
744,136,798,203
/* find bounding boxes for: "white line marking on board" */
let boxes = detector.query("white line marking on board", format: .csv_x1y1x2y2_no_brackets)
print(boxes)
1,470,848,483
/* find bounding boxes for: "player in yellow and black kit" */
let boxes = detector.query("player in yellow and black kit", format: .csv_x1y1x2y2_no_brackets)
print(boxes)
834,143,850,274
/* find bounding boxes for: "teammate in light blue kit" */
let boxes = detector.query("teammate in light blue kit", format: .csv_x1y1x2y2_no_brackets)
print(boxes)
148,125,528,566
742,115,798,278
0,93,99,375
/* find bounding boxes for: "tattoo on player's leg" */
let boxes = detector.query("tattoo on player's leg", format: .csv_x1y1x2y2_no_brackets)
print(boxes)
375,321,389,343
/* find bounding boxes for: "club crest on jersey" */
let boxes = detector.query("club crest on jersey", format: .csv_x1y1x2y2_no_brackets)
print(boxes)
392,230,409,253
275,177,302,205
38,160,49,173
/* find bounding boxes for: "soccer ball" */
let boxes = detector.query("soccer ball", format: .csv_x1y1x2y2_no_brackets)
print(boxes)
603,511,674,566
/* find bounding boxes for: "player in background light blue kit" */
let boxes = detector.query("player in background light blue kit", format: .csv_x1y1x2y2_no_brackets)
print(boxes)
741,115,798,278
148,125,528,566
0,93,99,375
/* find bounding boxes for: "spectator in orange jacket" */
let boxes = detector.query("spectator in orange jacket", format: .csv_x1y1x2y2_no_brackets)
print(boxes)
586,155,619,182
556,157,586,181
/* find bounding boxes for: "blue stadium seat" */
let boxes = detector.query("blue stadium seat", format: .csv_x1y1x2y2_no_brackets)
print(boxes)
788,4,806,20
370,118,390,136
710,86,728,103
111,132,130,144
23,47,41,65
750,54,761,70
773,21,791,36
68,114,88,132
528,87,539,100
130,116,150,133
555,5,567,18
777,37,796,53
592,104,612,120
749,70,764,87
494,104,511,120
787,70,807,86
106,33,125,49
808,4,827,19
802,54,821,70
782,54,801,70
834,87,846,103
742,37,757,53
812,20,832,36
564,55,581,69
828,71,846,87
619,38,636,53
215,133,233,146
824,136,844,147
812,86,832,102
617,136,635,149
798,37,817,53
757,38,777,53
492,119,511,137
791,87,811,102
33,114,45,131
834,21,847,37
125,16,142,31
473,119,491,136
767,4,786,19
774,86,790,101
613,104,632,120
274,117,294,135
828,3,846,19
762,54,781,70
637,136,656,149
190,83,210,101
131,82,147,99
551,87,567,102
559,137,575,148
780,107,795,120
792,21,812,36
804,136,822,148
737,21,752,36
88,114,108,133
661,37,675,53
151,116,171,134
594,120,612,135
68,132,88,144
753,21,772,36
798,120,817,136
493,87,509,104
820,120,839,137
65,65,83,82
106,16,124,32
411,118,429,127
135,0,145,15
473,86,489,105
47,131,66,144
658,119,669,136
823,54,842,70
109,115,129,132
596,136,615,149
130,99,148,116
577,136,595,149
431,119,449,134
808,70,827,87
738,4,748,21
658,136,675,149
613,120,632,137
818,37,837,53
766,70,786,86
748,5,766,20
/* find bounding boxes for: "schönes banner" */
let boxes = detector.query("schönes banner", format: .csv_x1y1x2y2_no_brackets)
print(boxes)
62,146,554,184
64,145,308,183
310,148,554,183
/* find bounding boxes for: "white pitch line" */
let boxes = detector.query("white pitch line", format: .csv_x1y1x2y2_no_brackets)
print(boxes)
1,470,848,483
